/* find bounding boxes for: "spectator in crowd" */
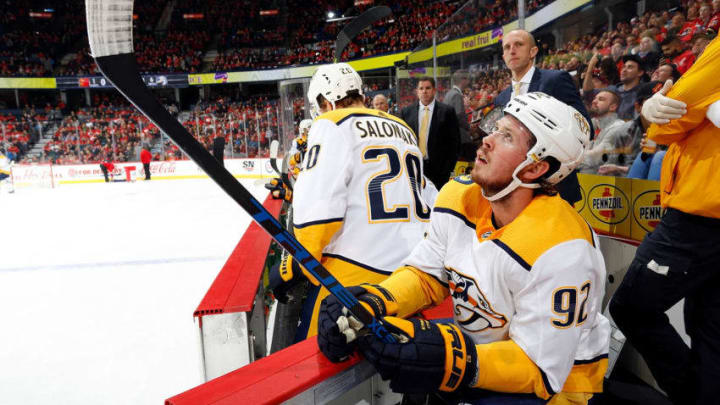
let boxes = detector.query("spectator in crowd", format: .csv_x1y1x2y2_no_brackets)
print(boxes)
691,30,714,59
598,81,665,177
140,146,152,180
610,35,720,405
650,61,681,83
495,29,592,205
371,94,390,113
400,78,460,189
709,0,720,31
443,69,473,159
611,54,647,120
662,34,696,73
637,35,662,69
212,134,225,166
579,90,624,173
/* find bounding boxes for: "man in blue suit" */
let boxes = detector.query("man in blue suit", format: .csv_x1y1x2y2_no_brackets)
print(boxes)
495,29,593,205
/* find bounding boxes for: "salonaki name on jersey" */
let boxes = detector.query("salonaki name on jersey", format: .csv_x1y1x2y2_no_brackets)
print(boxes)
354,118,417,147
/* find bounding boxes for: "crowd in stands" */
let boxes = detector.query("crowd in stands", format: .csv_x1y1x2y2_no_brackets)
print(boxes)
1,0,171,77
2,0,559,76
435,0,553,43
182,93,279,159
4,88,281,165
0,102,63,161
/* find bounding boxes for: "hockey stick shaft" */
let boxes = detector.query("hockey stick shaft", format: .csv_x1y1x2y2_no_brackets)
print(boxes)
86,0,397,344
334,6,392,62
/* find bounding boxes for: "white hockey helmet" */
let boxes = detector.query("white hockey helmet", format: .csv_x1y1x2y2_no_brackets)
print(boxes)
484,92,590,201
307,63,364,118
299,119,313,135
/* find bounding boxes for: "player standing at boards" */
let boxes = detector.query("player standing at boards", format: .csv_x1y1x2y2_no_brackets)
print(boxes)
272,63,433,341
287,118,313,179
318,93,610,404
0,152,14,194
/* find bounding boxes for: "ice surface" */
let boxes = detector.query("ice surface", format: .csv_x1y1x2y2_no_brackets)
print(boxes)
0,179,269,405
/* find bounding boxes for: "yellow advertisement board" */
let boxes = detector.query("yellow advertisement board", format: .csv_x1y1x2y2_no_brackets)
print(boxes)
188,52,410,85
576,174,633,240
0,77,56,89
629,178,662,240
576,174,661,241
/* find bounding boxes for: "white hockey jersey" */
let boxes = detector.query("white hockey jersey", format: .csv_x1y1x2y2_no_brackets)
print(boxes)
293,107,431,275
404,177,610,395
0,154,11,180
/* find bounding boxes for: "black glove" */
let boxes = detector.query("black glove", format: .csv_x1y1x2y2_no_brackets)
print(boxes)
265,177,292,202
267,256,304,304
317,284,397,363
358,316,478,394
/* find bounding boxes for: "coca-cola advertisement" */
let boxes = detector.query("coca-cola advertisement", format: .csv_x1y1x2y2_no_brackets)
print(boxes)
12,159,273,187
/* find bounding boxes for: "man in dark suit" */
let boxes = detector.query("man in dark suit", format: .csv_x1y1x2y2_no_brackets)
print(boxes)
443,70,473,160
495,29,594,205
400,78,460,189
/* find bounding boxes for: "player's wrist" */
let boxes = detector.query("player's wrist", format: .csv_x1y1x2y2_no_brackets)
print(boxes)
358,283,398,317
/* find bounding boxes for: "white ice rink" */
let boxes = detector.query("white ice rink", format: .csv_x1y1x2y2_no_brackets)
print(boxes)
0,178,269,405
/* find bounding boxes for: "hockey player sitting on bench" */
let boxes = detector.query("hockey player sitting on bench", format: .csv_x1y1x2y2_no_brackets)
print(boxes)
318,93,610,405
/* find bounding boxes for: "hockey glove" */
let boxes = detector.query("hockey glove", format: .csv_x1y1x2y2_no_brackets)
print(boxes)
358,316,478,395
267,255,305,304
265,177,292,202
288,152,303,178
317,284,399,363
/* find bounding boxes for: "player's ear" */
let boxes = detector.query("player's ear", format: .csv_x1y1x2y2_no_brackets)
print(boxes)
529,45,538,59
518,160,549,182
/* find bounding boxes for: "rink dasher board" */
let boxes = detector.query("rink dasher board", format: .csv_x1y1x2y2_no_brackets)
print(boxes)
11,158,278,187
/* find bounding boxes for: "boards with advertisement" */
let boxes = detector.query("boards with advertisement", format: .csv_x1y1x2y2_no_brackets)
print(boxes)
575,174,662,242
12,159,275,187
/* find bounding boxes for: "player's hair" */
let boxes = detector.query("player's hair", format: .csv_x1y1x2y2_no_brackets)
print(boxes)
335,90,365,108
416,78,436,88
316,90,364,110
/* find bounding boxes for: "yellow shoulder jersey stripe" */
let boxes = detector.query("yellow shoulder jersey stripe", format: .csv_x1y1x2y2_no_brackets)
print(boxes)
433,176,489,228
316,107,415,132
493,195,594,268
434,179,594,268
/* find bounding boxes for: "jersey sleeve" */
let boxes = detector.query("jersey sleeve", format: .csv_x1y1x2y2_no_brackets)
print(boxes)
292,118,352,271
377,266,449,318
507,240,604,395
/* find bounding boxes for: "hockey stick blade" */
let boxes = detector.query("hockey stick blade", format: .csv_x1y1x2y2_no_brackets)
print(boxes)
86,0,397,345
269,140,280,174
268,139,293,190
334,6,391,62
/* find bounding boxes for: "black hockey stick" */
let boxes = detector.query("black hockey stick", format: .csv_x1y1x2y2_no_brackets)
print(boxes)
334,6,392,62
268,139,293,190
85,0,398,344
